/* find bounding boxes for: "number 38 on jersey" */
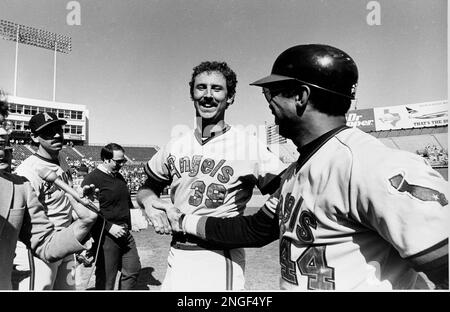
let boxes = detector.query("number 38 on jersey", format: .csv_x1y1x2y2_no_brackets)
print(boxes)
189,181,227,208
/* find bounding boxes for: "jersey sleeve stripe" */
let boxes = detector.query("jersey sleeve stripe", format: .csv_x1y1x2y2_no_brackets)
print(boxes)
196,216,208,239
405,238,448,270
262,196,279,217
261,204,276,218
144,162,170,184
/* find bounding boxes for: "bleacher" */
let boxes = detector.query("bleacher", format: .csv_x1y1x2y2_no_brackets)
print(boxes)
60,146,83,161
432,133,448,149
123,146,158,162
378,135,439,154
370,126,448,151
69,145,157,163
11,144,33,162
74,145,102,161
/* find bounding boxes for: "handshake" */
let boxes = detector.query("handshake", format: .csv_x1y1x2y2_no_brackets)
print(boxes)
144,199,185,235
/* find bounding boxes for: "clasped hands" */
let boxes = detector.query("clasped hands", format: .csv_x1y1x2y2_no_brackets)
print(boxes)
145,199,183,234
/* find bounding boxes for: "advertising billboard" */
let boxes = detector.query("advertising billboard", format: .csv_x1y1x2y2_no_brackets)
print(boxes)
373,100,448,131
345,109,376,132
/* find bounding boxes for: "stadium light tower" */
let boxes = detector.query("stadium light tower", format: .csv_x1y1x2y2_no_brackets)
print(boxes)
0,20,71,101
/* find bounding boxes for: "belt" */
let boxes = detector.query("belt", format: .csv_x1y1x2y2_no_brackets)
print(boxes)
171,233,236,290
172,242,208,250
171,233,227,251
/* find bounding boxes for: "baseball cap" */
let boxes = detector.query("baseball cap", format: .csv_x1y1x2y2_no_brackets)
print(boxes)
29,112,67,134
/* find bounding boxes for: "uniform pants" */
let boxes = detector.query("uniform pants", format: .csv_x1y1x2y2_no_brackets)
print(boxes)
32,254,77,290
95,232,141,290
162,246,245,291
14,242,77,290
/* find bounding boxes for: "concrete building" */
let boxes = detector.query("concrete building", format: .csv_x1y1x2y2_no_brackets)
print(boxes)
6,95,89,145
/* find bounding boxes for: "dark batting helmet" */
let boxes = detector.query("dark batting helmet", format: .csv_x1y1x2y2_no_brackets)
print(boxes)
251,44,358,99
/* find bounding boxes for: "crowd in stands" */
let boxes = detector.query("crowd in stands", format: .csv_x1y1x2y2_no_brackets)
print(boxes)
67,157,97,172
121,165,148,193
8,140,447,191
416,144,448,166
67,158,150,194
8,142,158,194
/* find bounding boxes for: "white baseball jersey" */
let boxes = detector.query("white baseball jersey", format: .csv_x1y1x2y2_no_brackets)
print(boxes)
272,126,449,290
146,125,285,290
146,126,285,216
15,154,73,230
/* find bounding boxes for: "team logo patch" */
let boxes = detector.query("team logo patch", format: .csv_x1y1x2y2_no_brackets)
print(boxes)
389,174,448,206
43,112,54,121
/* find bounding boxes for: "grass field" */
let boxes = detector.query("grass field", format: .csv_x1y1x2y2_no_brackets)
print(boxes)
76,195,281,291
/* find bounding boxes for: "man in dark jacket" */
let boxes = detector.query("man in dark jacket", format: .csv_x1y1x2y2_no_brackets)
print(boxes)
82,143,141,290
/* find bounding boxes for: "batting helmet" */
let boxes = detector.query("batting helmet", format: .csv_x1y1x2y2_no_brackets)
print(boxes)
251,44,358,99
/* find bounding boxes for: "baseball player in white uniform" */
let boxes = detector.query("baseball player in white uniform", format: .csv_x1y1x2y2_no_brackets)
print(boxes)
155,45,449,290
137,61,285,291
14,112,80,290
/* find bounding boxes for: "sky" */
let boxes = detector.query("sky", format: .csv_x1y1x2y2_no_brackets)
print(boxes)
0,0,447,147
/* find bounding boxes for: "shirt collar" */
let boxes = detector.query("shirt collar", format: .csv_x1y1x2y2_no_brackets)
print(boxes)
33,153,60,165
194,124,231,146
296,125,350,172
98,163,115,176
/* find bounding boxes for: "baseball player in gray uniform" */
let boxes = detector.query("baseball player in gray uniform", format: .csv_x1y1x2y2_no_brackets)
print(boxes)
154,45,449,290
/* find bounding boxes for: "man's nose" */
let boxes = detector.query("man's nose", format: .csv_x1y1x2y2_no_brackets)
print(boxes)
204,88,213,98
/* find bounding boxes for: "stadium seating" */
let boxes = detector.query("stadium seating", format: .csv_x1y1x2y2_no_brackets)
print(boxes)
64,146,158,194
74,145,102,161
60,146,83,161
388,134,439,154
432,132,448,150
11,144,33,162
122,146,158,162
72,145,157,163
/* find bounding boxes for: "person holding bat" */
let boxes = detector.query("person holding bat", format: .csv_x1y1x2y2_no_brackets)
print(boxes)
14,112,96,290
0,91,97,290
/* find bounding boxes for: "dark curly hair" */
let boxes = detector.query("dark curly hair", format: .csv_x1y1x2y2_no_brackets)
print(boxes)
189,61,238,101
0,89,9,118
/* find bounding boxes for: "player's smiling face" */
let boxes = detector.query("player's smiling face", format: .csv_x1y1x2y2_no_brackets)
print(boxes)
193,71,232,122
